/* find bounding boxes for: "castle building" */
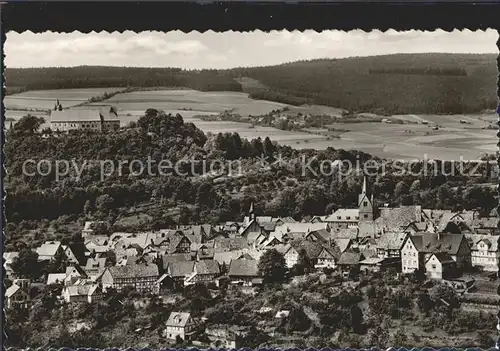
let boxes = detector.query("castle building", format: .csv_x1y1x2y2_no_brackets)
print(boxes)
49,102,120,132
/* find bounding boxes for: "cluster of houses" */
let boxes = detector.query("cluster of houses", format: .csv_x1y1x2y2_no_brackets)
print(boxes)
4,177,499,340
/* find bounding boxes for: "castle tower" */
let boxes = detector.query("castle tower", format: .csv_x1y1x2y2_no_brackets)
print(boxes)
358,176,374,222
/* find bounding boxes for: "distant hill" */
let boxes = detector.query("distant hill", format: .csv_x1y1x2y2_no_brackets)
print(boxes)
5,53,497,114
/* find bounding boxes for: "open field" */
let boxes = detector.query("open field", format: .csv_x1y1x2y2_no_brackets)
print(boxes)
4,88,123,110
5,88,497,161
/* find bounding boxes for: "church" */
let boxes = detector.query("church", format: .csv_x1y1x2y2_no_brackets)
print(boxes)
325,177,375,237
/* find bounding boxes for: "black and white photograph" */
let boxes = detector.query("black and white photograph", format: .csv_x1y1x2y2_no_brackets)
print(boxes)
2,29,499,349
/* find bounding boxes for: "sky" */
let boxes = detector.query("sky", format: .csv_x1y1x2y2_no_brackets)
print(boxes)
5,29,498,69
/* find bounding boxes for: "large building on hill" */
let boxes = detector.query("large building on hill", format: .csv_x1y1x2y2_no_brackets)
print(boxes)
50,102,120,132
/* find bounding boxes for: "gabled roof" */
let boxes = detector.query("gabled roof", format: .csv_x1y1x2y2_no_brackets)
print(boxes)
338,251,363,265
261,222,278,232
410,233,466,255
428,252,455,264
162,253,193,270
64,284,98,297
376,231,408,251
332,228,358,240
85,257,107,271
214,237,249,252
3,252,19,263
359,257,385,265
465,234,499,252
166,312,193,327
306,229,331,243
47,273,67,285
35,241,62,257
290,240,328,259
326,209,359,222
228,259,259,277
6,284,21,298
194,260,220,275
50,106,119,122
334,238,352,253
278,217,297,224
437,212,465,232
377,206,424,230
126,255,155,266
167,261,195,277
471,217,498,230
274,222,329,235
65,264,87,277
214,250,248,265
106,264,159,279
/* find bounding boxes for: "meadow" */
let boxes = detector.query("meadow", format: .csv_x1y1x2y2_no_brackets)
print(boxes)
4,88,123,110
5,88,496,161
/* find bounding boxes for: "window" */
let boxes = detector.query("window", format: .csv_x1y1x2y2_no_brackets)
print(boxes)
364,214,368,218
363,201,368,207
337,216,341,220
431,264,436,269
346,216,351,220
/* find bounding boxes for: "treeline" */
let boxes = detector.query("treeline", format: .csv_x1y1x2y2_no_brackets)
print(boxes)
368,67,467,76
5,66,243,92
248,91,310,106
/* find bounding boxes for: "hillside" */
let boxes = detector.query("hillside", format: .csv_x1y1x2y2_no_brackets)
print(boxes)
5,53,498,114
230,53,498,115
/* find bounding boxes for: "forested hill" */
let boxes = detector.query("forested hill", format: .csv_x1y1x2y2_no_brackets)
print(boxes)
230,53,498,114
6,53,497,114
6,66,243,93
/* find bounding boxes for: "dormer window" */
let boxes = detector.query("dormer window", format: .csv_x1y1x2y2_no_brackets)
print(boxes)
346,216,351,220
337,216,341,220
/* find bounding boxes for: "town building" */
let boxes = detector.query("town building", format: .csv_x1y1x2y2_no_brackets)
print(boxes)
465,234,500,272
101,264,160,293
62,284,101,303
376,231,408,259
5,279,31,310
35,241,65,262
228,258,261,286
3,252,19,277
401,233,470,275
425,252,458,279
165,312,202,341
50,104,120,132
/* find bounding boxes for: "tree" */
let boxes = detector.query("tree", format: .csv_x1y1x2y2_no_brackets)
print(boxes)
10,115,45,136
258,249,286,283
46,248,69,273
475,330,494,348
368,323,389,349
392,328,408,347
83,200,93,215
293,248,313,275
11,248,41,280
287,307,311,333
95,194,114,213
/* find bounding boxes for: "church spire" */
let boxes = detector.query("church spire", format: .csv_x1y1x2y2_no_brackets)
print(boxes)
362,176,367,194
249,201,254,214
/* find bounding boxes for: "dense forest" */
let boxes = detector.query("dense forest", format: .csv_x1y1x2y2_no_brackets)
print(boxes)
4,111,498,249
6,53,497,115
5,66,243,93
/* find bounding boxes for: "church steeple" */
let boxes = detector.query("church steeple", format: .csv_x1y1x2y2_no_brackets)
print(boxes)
358,176,373,222
249,201,255,221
